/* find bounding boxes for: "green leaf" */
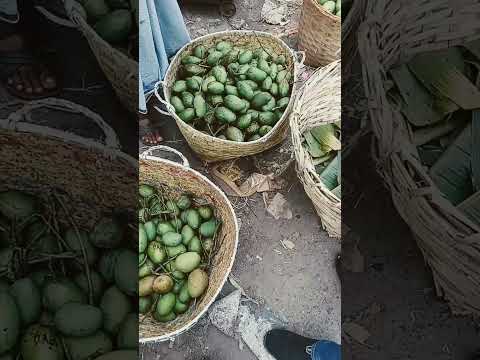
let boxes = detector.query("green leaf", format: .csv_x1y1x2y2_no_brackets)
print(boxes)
310,124,341,151
304,131,325,158
390,64,446,126
408,48,480,110
319,153,340,191
430,122,473,205
458,190,480,227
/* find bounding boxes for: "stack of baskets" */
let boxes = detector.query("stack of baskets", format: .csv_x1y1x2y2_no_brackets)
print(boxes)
290,60,341,238
158,30,303,162
139,146,239,342
359,0,480,314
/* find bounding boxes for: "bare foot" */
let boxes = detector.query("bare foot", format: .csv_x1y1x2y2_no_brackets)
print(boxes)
1,34,58,99
141,130,163,146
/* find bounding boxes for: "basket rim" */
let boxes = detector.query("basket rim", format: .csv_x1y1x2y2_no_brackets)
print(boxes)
291,61,341,202
72,11,138,67
359,17,480,231
309,0,341,23
138,157,240,343
163,30,300,147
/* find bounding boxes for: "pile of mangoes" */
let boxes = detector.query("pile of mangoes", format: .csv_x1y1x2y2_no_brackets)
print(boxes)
0,190,137,360
139,184,219,323
170,40,293,142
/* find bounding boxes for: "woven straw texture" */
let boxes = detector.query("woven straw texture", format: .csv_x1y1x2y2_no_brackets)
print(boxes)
342,0,366,82
69,8,138,113
290,60,341,238
0,102,137,231
139,153,239,342
359,0,480,315
162,30,301,162
298,0,340,67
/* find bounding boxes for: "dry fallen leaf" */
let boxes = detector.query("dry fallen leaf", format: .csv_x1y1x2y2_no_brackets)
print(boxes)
280,239,296,250
264,193,293,220
343,322,370,345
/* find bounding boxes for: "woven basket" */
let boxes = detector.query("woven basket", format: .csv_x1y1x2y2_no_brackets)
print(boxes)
0,98,136,233
65,1,138,113
156,30,304,163
342,0,366,82
298,0,340,67
359,0,480,314
290,60,341,238
139,146,239,342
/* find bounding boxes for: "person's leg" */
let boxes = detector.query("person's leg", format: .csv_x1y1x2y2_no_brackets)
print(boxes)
139,0,190,145
0,4,58,100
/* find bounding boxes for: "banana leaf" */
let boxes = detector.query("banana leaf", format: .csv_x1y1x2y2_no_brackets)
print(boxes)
408,48,480,110
430,123,474,205
458,190,480,227
418,144,444,167
311,124,341,152
390,64,446,126
473,110,480,191
413,119,458,146
304,131,325,158
331,184,341,199
319,153,340,191
313,153,334,166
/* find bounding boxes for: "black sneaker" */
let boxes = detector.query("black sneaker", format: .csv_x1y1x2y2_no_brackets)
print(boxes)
264,329,316,360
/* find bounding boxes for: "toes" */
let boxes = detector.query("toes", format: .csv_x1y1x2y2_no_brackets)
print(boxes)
13,72,23,92
18,66,33,94
39,65,57,90
29,69,44,94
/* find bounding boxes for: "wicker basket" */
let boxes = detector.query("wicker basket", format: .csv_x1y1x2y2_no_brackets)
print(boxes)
298,0,340,67
0,98,136,234
65,1,138,113
359,0,480,315
290,60,341,238
156,30,304,163
342,0,366,82
139,146,239,342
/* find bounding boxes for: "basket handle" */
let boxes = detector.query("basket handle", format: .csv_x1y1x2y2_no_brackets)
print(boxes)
294,51,306,67
153,81,176,116
140,145,190,168
4,98,121,150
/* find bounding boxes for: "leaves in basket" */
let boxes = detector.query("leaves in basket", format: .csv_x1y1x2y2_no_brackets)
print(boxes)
390,64,447,126
408,48,480,111
304,131,326,158
319,153,340,191
311,124,341,151
417,144,444,168
331,184,341,199
429,122,474,205
458,190,480,227
472,110,480,191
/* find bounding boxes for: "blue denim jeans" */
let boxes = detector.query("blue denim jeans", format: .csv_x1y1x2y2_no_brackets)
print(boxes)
0,0,19,23
308,340,341,360
139,0,190,113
